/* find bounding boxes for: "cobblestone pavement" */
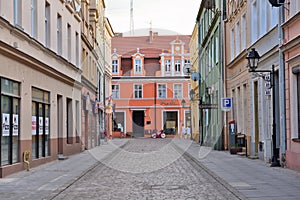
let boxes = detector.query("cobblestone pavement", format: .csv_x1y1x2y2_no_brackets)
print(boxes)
51,139,241,200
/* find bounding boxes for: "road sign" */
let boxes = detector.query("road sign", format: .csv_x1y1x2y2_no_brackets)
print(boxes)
221,98,232,111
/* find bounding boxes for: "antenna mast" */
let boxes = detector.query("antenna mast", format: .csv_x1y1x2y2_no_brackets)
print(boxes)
130,0,134,36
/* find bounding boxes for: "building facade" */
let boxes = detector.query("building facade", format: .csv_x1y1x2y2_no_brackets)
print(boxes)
283,0,300,170
190,0,224,150
0,0,82,177
111,32,191,138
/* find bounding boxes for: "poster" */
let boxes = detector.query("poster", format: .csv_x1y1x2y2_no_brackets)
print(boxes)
45,117,49,135
2,113,10,136
13,114,18,136
39,117,43,135
32,116,36,135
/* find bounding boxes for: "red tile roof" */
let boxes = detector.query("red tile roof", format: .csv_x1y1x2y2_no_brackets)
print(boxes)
112,34,191,57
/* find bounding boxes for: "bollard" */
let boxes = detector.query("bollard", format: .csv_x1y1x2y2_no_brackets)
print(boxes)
23,151,30,171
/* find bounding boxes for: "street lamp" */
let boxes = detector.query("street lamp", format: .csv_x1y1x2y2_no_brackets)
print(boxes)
246,48,279,167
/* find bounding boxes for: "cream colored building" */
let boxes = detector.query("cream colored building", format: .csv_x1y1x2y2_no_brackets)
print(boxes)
189,24,200,142
0,0,82,177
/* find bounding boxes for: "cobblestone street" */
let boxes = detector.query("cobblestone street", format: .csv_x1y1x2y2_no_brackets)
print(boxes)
51,139,240,200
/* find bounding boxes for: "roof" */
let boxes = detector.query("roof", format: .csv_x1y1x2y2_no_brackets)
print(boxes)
112,34,191,57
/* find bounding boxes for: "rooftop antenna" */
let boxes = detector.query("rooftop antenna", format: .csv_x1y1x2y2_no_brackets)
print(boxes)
130,0,134,36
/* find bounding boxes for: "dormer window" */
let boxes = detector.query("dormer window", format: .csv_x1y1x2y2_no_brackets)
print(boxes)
165,60,171,72
175,60,181,72
134,59,142,74
112,60,118,74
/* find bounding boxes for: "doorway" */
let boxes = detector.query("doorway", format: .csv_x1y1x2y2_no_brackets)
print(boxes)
132,111,144,137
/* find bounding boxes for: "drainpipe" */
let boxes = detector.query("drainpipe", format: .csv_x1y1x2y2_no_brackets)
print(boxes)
278,4,286,165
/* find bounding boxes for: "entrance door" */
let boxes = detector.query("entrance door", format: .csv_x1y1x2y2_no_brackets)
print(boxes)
132,111,144,137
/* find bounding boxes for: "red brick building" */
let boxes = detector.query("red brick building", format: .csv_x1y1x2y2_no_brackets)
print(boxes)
111,32,191,138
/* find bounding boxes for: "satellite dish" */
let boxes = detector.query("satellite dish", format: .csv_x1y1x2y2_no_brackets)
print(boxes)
268,0,285,7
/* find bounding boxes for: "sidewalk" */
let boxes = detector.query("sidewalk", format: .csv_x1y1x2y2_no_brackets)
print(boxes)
0,139,129,200
173,138,300,200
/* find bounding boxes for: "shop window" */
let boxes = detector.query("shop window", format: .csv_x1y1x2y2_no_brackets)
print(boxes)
32,87,50,159
1,78,20,166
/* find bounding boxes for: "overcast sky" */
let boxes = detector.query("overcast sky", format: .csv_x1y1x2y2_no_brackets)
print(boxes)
105,0,200,35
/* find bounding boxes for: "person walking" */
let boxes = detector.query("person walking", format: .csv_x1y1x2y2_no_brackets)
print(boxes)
181,124,186,139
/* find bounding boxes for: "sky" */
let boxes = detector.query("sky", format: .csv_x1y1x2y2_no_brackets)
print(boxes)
105,0,200,36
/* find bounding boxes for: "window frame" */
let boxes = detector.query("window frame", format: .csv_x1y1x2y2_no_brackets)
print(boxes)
112,84,120,99
134,84,143,99
158,84,167,99
173,84,183,99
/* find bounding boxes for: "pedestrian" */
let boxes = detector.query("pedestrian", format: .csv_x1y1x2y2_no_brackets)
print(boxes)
186,126,191,139
103,129,108,143
181,124,186,139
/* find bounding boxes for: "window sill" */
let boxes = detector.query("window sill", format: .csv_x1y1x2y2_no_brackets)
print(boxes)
292,138,300,143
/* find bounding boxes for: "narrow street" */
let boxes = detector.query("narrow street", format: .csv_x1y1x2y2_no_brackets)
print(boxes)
50,139,240,200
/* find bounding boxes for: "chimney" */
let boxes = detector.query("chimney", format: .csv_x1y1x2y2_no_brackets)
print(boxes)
149,30,153,44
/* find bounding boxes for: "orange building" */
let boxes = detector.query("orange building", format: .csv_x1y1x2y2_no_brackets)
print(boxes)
111,32,191,138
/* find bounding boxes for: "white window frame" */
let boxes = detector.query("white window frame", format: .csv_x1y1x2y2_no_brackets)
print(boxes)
67,24,71,61
236,21,240,56
31,0,37,38
14,0,22,27
134,84,143,99
57,14,62,55
175,60,181,72
45,2,50,48
165,60,171,72
112,60,119,74
174,84,182,99
112,84,120,99
241,14,246,51
158,84,167,99
134,59,142,74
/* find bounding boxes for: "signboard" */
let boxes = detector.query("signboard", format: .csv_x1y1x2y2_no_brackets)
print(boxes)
199,104,218,109
2,113,10,136
13,114,18,136
221,98,232,111
32,116,36,135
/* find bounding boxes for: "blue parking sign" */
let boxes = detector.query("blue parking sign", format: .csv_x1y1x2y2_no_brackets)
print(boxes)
221,98,232,111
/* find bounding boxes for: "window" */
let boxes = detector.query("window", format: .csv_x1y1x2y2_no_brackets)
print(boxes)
14,0,22,28
230,28,235,60
1,78,20,166
67,24,71,61
134,59,142,74
175,60,181,72
45,2,50,47
174,84,182,98
112,85,120,99
134,84,142,99
31,0,37,38
165,60,171,72
290,0,300,17
241,14,246,50
297,73,300,139
66,98,72,144
236,21,240,56
185,59,190,65
31,87,50,159
57,14,62,55
158,84,166,99
76,32,79,66
292,67,300,139
215,30,219,64
112,60,118,74
251,1,258,44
